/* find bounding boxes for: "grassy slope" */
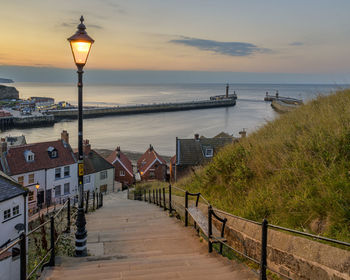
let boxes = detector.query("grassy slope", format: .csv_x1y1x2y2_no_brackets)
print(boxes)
178,89,350,242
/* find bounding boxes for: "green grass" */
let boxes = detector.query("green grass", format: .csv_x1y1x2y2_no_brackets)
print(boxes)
177,89,350,242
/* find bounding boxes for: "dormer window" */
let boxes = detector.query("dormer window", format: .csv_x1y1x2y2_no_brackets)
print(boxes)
205,148,213,158
24,150,35,162
47,146,58,158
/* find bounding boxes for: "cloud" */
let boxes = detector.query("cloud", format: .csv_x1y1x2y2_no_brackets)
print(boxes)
169,36,272,57
289,41,304,46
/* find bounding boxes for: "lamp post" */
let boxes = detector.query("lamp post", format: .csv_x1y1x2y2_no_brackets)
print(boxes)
67,15,94,257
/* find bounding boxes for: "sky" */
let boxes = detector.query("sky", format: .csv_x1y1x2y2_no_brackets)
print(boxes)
1,0,350,83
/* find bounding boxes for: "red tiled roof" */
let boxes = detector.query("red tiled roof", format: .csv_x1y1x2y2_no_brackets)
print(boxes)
6,140,76,175
106,149,133,175
0,111,12,117
137,146,166,173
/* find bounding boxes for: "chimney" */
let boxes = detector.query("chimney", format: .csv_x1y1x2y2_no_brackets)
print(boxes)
149,144,153,151
1,138,7,153
83,139,91,154
116,146,121,158
239,129,247,138
61,130,69,144
226,83,229,98
194,134,200,141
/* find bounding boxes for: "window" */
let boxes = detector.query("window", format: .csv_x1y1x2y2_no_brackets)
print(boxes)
100,170,107,180
64,166,70,177
24,150,35,162
149,171,155,179
12,205,19,216
28,173,34,184
55,185,61,197
51,150,57,158
55,168,61,179
47,146,58,158
205,148,213,158
120,170,125,176
84,175,91,184
18,176,24,186
28,154,34,161
64,183,70,195
28,191,34,202
4,209,11,220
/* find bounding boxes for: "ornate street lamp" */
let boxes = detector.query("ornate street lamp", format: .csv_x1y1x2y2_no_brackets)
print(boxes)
67,15,94,257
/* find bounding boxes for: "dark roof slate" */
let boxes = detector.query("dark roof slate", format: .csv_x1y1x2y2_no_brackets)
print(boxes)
177,137,234,165
77,150,114,175
0,172,27,202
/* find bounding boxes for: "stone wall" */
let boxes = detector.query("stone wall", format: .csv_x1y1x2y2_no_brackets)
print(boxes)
168,194,350,280
0,85,19,100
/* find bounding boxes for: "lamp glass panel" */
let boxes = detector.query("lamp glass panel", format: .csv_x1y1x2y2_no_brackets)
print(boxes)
70,41,91,65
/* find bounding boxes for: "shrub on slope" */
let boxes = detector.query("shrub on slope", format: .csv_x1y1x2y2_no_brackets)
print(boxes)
179,89,350,241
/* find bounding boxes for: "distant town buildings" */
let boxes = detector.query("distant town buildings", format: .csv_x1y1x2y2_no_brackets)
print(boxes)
107,146,134,187
0,172,27,280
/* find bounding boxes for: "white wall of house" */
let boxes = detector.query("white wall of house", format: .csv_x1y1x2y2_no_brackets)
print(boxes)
83,173,95,194
47,163,78,203
12,170,45,209
0,194,27,280
94,168,114,193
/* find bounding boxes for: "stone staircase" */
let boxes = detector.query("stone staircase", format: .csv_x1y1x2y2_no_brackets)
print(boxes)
42,191,257,280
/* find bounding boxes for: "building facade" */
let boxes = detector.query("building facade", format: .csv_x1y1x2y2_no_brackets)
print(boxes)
0,172,28,280
107,146,134,187
137,145,167,181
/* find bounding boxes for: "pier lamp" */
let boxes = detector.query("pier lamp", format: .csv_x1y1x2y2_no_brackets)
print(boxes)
67,15,94,257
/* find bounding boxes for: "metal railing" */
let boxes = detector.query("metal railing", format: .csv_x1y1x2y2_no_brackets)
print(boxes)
0,192,104,280
129,184,350,280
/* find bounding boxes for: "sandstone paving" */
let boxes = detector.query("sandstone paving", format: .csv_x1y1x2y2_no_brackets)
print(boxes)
42,191,257,280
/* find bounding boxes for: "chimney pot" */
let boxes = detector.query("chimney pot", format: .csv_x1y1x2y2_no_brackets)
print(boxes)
61,130,69,144
194,134,199,141
149,144,153,151
83,139,91,154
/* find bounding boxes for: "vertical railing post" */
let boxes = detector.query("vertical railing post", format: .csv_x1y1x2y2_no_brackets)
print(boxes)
168,184,172,213
127,186,129,199
93,191,95,210
185,191,188,226
148,190,151,203
208,205,213,253
260,219,268,280
67,197,71,233
163,188,166,211
159,189,162,208
144,189,146,202
96,192,99,209
101,193,103,207
49,216,55,266
85,190,89,213
156,189,158,205
153,190,155,204
20,233,26,280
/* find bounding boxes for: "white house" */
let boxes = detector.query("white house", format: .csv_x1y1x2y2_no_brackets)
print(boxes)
78,140,115,194
0,171,28,280
0,131,78,215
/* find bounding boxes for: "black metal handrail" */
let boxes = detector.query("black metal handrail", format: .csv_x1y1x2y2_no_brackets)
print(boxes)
134,184,350,280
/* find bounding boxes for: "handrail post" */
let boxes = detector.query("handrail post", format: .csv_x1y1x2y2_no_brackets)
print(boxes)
20,233,26,280
168,184,172,213
159,189,162,208
144,189,146,202
185,191,189,226
208,205,213,253
156,189,159,205
153,190,155,204
101,193,103,207
49,216,55,266
96,192,99,209
85,190,89,213
260,219,268,280
127,186,129,199
67,197,71,233
163,188,166,211
93,191,95,210
148,190,151,203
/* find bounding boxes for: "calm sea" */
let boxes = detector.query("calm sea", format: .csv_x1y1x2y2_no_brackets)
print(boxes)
1,83,347,156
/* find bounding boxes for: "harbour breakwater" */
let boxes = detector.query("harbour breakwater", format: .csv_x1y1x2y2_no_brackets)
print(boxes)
48,98,236,120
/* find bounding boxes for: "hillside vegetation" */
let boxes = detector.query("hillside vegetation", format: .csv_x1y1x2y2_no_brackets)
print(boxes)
178,89,350,242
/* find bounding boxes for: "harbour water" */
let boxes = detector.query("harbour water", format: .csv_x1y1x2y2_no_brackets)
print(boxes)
1,83,347,156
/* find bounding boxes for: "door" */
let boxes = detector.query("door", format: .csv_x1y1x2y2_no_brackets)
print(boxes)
37,191,44,207
46,189,52,206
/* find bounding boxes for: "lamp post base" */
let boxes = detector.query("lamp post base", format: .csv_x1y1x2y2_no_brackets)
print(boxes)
75,207,87,257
